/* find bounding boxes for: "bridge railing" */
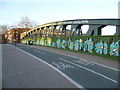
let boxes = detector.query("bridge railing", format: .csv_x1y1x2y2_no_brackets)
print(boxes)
21,35,120,60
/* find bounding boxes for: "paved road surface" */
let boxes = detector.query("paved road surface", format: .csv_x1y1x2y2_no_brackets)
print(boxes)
2,44,77,88
2,44,119,89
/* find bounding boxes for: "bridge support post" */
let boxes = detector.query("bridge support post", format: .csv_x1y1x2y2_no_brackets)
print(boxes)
52,26,57,37
86,25,106,36
43,27,47,37
70,25,78,36
58,25,64,37
62,25,67,36
115,25,120,35
39,29,42,37
76,24,83,36
59,25,67,37
50,26,54,37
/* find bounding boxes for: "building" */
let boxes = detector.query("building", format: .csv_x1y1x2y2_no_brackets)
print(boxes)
0,33,2,43
0,33,6,44
5,28,31,43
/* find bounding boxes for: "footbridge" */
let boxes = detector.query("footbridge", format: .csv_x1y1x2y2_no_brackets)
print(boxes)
23,19,120,38
21,19,120,58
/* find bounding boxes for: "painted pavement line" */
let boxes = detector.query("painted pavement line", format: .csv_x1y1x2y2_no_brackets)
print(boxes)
24,45,119,71
33,49,46,54
20,45,119,71
55,52,119,72
59,58,118,83
11,45,86,89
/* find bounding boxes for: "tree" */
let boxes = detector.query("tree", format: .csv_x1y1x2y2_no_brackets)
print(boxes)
0,24,9,34
18,16,38,29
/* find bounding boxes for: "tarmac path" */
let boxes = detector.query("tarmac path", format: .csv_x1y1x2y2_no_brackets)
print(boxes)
2,44,77,88
13,44,119,89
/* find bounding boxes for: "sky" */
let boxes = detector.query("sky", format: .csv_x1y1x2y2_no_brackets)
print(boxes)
0,0,119,35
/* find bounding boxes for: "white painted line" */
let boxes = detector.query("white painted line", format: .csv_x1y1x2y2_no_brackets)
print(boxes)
20,45,120,71
59,58,118,83
33,49,46,54
56,52,119,72
11,45,86,89
53,62,74,70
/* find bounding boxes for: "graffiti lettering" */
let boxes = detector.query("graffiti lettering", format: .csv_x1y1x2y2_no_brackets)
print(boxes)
22,38,120,57
84,38,93,53
110,40,120,56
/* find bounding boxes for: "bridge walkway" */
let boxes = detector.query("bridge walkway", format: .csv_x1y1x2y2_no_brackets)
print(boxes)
28,44,119,70
2,44,77,88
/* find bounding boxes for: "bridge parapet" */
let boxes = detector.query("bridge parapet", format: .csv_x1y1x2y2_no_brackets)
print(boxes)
21,35,120,59
24,19,120,38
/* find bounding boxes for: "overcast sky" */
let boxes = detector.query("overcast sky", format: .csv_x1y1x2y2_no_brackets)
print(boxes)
0,0,119,35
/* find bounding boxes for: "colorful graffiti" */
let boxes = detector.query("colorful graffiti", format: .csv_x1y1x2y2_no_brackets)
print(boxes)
56,39,61,48
61,40,66,49
22,38,120,57
95,41,108,55
67,39,83,51
45,37,52,46
83,38,93,53
40,37,45,45
110,40,120,56
68,38,73,50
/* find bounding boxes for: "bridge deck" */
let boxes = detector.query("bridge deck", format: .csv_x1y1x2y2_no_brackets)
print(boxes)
2,44,76,88
27,44,119,70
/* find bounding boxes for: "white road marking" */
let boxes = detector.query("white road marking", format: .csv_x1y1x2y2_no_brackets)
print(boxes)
12,45,85,89
56,52,119,71
59,58,118,83
33,50,46,54
73,59,94,66
26,45,119,71
53,62,74,70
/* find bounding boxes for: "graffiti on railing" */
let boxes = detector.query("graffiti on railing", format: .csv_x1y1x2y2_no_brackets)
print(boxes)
21,37,120,56
83,38,93,53
61,40,66,49
110,40,120,56
95,41,108,55
56,38,61,48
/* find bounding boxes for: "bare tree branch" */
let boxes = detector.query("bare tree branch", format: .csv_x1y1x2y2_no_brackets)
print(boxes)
18,16,38,28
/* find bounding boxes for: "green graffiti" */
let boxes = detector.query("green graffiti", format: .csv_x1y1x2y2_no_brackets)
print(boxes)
74,39,83,51
40,37,45,45
56,39,61,48
23,37,119,57
83,38,93,53
36,39,40,45
74,40,79,51
46,37,52,46
51,42,56,47
61,40,66,49
68,38,73,50
95,41,108,55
